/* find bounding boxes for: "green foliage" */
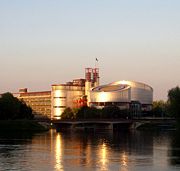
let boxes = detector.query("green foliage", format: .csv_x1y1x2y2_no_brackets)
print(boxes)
76,106,101,119
61,106,129,120
102,106,129,119
152,100,168,117
102,106,120,118
61,107,75,119
168,86,180,121
18,100,33,119
0,92,34,120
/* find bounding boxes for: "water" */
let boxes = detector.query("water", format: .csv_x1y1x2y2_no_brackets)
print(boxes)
0,129,180,171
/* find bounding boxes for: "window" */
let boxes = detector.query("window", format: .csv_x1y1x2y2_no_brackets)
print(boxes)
53,106,66,108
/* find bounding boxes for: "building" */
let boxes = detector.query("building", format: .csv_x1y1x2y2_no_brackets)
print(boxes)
51,80,86,120
17,88,51,118
89,80,153,117
51,68,100,119
12,68,99,119
11,68,153,119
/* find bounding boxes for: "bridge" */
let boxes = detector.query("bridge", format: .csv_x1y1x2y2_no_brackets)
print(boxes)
52,117,176,131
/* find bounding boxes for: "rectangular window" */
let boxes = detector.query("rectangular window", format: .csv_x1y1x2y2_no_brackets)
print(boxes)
54,97,66,99
53,106,66,108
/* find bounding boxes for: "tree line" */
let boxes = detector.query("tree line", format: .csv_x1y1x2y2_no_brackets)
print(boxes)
0,93,34,120
61,105,129,120
152,86,180,121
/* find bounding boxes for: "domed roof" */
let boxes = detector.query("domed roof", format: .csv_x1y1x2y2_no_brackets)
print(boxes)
92,80,153,92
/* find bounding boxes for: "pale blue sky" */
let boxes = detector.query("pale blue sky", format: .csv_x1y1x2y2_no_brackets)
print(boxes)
0,0,180,100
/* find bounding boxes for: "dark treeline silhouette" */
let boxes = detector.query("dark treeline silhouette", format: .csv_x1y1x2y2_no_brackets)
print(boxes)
152,100,168,117
168,86,180,123
61,106,129,120
151,86,180,121
0,92,34,120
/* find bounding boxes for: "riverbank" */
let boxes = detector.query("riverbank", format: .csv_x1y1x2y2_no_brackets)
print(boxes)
137,122,176,131
0,120,49,132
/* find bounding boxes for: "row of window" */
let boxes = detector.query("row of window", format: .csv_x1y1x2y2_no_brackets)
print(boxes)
23,100,51,103
53,106,66,108
90,102,129,106
53,97,66,99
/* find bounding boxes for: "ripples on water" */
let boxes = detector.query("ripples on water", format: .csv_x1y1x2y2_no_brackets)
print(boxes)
0,130,180,171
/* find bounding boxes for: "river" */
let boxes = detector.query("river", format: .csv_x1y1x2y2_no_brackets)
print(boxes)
0,129,180,171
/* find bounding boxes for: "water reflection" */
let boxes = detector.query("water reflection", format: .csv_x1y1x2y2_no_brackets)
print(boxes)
0,129,180,170
170,129,180,165
121,152,128,166
0,131,35,170
55,133,63,171
120,152,128,171
51,130,155,170
99,142,108,170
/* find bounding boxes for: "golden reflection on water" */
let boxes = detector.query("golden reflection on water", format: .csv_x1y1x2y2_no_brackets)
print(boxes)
85,144,91,166
99,142,108,170
121,152,128,166
55,133,64,171
120,151,128,171
0,128,175,171
50,130,131,171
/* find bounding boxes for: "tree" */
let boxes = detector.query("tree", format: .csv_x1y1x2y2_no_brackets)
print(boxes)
101,106,121,119
18,100,33,119
76,106,100,119
0,92,33,120
61,107,74,119
0,93,20,119
152,100,168,117
167,86,180,121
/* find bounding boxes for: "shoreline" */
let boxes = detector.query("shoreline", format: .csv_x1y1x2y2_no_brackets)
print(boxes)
0,120,49,132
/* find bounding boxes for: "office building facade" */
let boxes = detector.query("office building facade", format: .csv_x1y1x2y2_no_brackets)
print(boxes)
17,88,51,119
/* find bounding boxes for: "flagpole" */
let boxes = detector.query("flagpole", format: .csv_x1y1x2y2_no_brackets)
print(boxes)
95,58,99,68
95,58,96,68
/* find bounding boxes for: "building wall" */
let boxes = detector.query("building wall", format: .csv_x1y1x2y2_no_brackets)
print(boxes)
118,81,153,104
131,87,153,104
51,85,85,119
90,88,130,103
89,81,153,112
18,91,51,118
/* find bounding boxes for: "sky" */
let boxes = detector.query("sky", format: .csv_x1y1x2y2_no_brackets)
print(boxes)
0,0,180,100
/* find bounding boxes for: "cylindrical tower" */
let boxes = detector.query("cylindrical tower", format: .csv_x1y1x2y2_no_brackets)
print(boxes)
85,68,92,96
92,68,99,87
85,68,92,81
51,85,67,120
